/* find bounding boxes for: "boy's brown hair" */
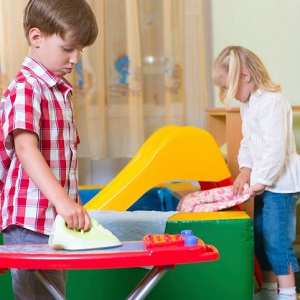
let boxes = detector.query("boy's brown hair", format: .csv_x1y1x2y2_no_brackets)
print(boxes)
23,0,98,47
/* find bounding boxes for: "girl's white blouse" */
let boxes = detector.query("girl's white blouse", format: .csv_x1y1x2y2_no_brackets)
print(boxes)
238,89,300,193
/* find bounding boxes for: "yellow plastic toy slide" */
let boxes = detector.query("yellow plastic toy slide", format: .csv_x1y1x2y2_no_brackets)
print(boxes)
84,125,231,211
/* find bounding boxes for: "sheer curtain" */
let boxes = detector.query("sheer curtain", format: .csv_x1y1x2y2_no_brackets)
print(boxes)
0,0,208,161
78,0,208,159
0,0,28,94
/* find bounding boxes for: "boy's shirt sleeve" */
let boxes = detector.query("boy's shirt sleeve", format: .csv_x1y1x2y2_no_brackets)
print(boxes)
2,80,41,148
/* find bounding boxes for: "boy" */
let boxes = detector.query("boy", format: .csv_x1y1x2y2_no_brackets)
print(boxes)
0,0,98,298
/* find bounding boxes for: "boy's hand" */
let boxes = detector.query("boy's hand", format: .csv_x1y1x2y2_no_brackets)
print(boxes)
56,198,91,232
13,129,91,231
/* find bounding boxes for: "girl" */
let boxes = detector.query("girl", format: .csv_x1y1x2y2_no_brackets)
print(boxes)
212,46,300,300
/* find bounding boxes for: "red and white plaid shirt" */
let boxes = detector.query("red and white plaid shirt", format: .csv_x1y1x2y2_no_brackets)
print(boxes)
0,56,80,235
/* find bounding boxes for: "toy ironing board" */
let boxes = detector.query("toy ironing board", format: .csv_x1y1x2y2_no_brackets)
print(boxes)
0,230,218,300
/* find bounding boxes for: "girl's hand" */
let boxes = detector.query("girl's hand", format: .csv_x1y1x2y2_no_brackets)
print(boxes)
233,168,251,196
243,183,266,197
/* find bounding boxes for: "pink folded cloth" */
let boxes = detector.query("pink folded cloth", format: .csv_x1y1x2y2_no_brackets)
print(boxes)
176,185,252,212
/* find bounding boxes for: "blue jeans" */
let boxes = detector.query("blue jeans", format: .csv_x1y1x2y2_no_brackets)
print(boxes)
2,225,67,300
254,191,300,275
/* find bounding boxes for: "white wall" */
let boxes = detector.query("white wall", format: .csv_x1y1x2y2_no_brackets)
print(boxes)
210,0,300,107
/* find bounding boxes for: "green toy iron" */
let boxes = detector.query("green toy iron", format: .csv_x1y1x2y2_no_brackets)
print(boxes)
48,215,122,250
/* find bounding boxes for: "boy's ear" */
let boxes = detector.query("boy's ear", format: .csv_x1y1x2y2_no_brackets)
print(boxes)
28,28,42,48
241,69,252,83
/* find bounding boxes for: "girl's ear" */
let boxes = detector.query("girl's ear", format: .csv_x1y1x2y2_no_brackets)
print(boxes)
28,28,42,48
241,69,252,83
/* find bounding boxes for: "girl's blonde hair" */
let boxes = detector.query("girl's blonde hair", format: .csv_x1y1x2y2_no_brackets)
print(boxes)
212,46,281,104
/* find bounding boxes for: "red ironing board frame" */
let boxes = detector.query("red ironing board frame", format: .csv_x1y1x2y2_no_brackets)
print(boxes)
0,237,218,300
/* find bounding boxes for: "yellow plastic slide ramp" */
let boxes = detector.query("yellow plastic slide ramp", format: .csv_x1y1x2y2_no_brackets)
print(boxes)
84,125,231,211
